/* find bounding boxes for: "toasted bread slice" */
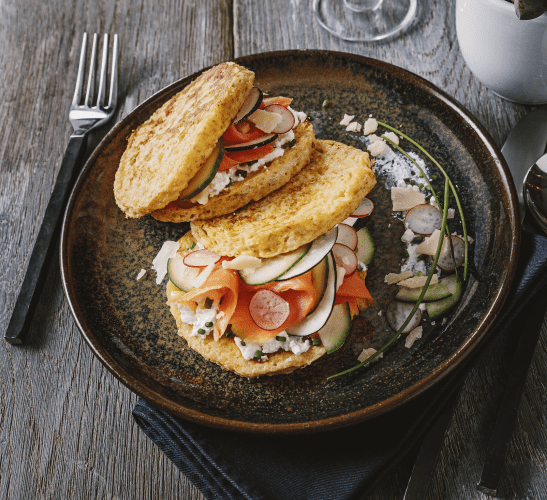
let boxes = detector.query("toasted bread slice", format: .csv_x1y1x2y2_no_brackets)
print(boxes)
191,140,376,258
114,62,254,218
151,121,316,222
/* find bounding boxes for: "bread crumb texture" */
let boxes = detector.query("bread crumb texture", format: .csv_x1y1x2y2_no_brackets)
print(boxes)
114,62,254,218
151,121,315,222
191,140,376,258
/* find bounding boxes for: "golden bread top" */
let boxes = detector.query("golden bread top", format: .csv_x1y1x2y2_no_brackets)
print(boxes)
151,121,315,222
114,62,255,218
191,140,376,258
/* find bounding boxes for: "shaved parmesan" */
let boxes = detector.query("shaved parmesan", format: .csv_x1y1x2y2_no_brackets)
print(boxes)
416,229,447,256
192,262,215,289
391,186,426,211
367,140,386,157
363,118,378,135
383,131,399,145
222,255,262,270
136,269,146,280
398,275,439,288
405,326,423,348
248,108,283,133
152,241,179,284
340,114,355,126
358,347,382,363
384,271,413,284
346,122,362,132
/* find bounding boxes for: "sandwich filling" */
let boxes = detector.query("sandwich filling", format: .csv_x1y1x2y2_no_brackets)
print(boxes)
165,232,373,364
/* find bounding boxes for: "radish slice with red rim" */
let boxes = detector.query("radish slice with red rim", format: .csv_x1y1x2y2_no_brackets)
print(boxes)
336,224,358,251
436,235,465,271
386,301,422,333
234,87,263,124
249,290,290,330
332,243,358,275
351,197,374,217
224,133,278,151
264,104,295,134
405,204,443,235
183,250,221,267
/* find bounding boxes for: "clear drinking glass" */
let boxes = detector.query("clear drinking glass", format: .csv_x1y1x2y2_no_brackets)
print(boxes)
313,0,417,42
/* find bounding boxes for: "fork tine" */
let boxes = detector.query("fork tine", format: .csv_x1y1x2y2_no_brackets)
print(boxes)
84,33,98,107
72,33,88,106
108,34,119,110
97,34,108,108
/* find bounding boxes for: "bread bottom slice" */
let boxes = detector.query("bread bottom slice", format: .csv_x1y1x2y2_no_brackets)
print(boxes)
166,282,326,378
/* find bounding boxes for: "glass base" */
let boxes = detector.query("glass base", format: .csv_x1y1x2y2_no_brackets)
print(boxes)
313,0,417,42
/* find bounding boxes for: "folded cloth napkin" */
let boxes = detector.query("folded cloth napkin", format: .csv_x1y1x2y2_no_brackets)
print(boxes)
133,230,547,500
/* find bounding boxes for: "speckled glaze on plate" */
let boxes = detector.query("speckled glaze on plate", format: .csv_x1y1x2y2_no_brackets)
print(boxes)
60,51,519,434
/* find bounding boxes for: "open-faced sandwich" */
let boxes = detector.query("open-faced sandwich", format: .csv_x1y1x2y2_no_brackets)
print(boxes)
114,62,315,221
159,140,377,377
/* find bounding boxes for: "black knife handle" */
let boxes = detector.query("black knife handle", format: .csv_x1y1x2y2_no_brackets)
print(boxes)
477,288,547,495
4,134,87,345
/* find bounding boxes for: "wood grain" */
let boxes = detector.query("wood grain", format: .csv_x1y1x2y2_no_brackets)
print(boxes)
1,0,546,498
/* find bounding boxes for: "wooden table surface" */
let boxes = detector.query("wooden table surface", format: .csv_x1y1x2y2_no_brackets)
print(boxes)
2,0,547,498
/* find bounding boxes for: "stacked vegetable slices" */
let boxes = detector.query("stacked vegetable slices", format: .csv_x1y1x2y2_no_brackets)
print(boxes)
168,89,299,208
167,200,375,363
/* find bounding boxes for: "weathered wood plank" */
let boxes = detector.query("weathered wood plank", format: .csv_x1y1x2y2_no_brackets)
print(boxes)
0,0,229,499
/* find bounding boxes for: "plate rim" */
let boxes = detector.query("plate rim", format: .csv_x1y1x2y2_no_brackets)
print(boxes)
60,49,520,434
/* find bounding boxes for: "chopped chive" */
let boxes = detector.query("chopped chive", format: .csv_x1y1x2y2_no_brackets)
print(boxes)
198,329,206,334
241,341,246,346
425,185,432,191
322,99,330,108
312,338,321,346
412,236,424,244
254,350,262,359
276,336,286,342
431,174,438,181
409,180,416,186
418,183,424,190
187,241,196,251
411,170,416,175
403,177,411,183
425,195,432,204
204,298,213,309
404,249,409,258
205,322,213,328
288,139,297,148
236,169,248,178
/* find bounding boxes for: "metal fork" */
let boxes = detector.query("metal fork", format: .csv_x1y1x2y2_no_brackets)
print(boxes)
4,33,119,345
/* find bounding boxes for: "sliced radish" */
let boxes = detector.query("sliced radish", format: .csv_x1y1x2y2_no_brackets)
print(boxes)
436,235,465,271
224,133,278,152
351,197,374,217
332,243,358,275
264,104,295,134
249,290,290,330
385,301,422,333
234,87,263,124
335,224,358,251
405,204,443,235
183,250,221,267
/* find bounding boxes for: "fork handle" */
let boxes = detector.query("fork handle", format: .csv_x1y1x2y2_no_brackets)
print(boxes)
4,134,88,345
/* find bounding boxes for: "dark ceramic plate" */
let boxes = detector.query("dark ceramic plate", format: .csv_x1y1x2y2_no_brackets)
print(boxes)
60,51,519,434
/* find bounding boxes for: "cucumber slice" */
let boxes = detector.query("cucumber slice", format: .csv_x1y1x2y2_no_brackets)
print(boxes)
234,87,263,124
355,227,374,265
238,244,310,285
395,280,452,302
278,227,338,280
425,277,462,319
167,254,202,292
287,253,337,336
179,138,224,201
310,256,329,313
317,302,352,354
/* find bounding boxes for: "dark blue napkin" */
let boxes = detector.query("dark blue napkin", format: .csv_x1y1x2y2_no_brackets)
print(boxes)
133,230,547,500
